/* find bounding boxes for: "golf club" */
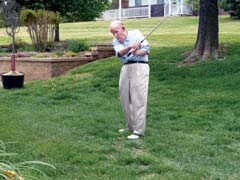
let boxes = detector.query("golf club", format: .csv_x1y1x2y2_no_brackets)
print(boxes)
127,16,168,57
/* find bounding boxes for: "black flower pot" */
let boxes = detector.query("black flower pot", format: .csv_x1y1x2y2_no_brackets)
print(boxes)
1,72,24,89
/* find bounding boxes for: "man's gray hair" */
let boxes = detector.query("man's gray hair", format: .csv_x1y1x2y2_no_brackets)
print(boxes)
109,20,125,29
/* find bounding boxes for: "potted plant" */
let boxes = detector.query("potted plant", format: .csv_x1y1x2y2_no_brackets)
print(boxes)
1,0,24,89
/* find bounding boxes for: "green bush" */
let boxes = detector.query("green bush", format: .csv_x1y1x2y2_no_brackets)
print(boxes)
20,9,60,52
0,16,4,28
226,0,240,18
67,39,89,53
15,38,34,52
0,7,4,28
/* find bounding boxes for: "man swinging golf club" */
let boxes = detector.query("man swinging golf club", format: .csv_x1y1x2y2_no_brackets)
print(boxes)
109,20,150,140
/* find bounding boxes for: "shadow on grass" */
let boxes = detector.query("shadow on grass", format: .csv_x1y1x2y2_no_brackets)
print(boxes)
149,42,240,83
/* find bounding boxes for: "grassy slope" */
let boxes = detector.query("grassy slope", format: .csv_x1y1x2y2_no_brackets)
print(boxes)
0,16,240,179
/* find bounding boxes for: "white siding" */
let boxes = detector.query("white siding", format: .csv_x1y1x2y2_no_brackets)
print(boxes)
129,0,135,7
101,0,192,20
141,0,149,6
129,0,184,7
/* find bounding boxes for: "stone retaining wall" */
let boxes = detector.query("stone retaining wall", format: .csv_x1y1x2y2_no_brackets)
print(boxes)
0,44,115,81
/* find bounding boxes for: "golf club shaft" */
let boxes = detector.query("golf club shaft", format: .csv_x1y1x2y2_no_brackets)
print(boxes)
140,16,168,43
127,16,168,57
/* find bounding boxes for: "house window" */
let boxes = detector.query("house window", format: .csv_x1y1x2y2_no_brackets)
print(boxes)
135,0,141,6
157,0,164,4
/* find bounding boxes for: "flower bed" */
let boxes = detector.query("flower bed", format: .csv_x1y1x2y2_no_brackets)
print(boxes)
0,44,115,81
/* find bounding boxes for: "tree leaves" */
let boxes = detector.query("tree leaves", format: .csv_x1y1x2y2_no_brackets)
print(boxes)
18,0,110,22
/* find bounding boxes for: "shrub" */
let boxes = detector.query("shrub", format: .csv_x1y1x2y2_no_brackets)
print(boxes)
0,16,4,28
20,9,60,52
15,38,34,52
67,39,89,53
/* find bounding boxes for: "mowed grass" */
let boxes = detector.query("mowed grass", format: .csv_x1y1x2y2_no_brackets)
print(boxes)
0,16,240,179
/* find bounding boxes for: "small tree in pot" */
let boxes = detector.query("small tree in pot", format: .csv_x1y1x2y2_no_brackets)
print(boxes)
1,0,24,89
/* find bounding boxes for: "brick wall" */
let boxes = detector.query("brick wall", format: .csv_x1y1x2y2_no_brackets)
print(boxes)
0,44,115,81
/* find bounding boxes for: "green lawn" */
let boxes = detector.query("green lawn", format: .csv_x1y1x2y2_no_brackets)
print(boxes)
0,16,240,179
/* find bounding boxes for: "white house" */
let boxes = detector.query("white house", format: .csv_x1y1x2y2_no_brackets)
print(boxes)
129,0,165,7
128,0,192,16
101,0,193,20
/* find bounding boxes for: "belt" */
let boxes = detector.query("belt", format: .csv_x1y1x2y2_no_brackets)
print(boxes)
124,60,148,65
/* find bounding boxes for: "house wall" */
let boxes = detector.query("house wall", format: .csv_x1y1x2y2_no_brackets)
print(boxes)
122,0,129,8
129,0,185,7
129,0,152,7
101,0,191,20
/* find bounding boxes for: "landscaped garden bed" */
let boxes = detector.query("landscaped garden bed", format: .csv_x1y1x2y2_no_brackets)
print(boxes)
0,43,114,81
0,8,114,83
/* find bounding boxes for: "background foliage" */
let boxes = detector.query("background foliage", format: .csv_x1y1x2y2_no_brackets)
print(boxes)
223,0,240,18
17,0,110,22
185,0,240,18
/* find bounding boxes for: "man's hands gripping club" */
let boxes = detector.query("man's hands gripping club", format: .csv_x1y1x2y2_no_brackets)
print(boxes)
117,41,141,57
127,41,148,57
129,41,141,55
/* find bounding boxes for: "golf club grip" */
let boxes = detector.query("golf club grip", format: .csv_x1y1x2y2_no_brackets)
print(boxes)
127,39,144,57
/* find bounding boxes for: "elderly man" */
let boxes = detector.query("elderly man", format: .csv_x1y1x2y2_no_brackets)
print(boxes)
109,20,150,140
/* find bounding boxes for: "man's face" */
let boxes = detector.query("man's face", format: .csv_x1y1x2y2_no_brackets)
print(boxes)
110,25,127,42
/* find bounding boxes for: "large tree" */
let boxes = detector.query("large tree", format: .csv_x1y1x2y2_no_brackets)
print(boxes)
180,0,219,65
17,0,110,41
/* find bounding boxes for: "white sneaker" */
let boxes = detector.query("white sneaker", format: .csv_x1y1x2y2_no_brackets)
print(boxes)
119,128,129,133
127,134,140,140
127,130,144,140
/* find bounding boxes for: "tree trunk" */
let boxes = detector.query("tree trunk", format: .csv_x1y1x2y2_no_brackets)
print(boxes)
180,0,219,66
54,22,60,42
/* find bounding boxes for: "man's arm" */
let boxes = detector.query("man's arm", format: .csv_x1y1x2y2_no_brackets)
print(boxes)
117,42,141,57
132,49,148,56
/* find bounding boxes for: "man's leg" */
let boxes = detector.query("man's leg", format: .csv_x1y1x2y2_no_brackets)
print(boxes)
119,66,134,131
130,64,149,135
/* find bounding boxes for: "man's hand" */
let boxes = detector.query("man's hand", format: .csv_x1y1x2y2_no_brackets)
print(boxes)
131,42,141,50
128,42,141,55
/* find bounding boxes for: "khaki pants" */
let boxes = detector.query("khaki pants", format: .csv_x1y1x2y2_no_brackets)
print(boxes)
119,63,150,135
